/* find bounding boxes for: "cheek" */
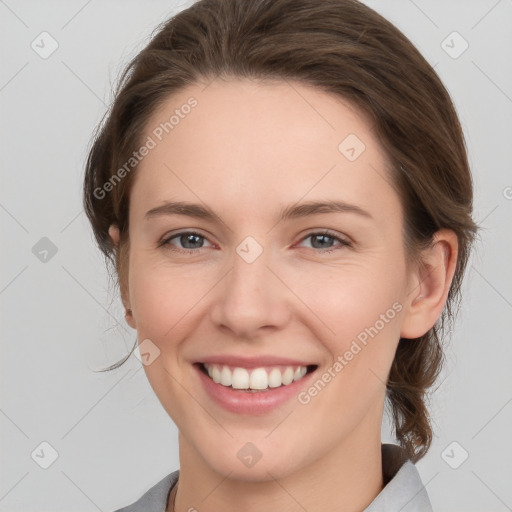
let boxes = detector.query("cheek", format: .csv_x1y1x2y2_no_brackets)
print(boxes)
128,246,407,352
291,273,404,443
287,258,406,413
290,259,406,347
127,253,213,339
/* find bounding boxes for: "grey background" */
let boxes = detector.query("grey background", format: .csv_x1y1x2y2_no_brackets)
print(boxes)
1,1,511,511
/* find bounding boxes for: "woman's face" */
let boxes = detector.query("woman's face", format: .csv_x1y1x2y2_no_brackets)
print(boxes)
121,78,418,480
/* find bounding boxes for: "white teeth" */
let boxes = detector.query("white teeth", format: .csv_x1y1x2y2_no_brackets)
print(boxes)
220,366,232,386
295,366,307,380
212,365,221,383
231,367,250,389
249,368,268,390
268,368,282,388
282,367,294,385
202,363,311,390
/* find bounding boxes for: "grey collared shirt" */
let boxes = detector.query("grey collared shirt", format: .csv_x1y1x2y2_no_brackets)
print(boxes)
113,443,433,512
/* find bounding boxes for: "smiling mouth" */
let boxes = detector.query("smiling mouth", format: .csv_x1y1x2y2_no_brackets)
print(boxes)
197,362,318,392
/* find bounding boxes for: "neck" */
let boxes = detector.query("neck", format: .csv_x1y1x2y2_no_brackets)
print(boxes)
171,415,384,512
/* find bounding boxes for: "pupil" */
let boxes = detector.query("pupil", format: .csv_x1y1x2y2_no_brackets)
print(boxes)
313,234,332,249
183,234,202,248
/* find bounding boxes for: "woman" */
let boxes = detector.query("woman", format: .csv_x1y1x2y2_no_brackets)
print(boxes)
83,0,477,510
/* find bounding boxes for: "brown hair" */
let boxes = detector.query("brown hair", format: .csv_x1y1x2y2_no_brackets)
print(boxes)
83,0,477,462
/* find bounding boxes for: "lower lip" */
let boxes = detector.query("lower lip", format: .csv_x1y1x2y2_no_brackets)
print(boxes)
195,364,316,415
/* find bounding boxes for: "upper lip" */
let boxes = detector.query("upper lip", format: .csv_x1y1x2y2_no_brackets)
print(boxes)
197,355,316,369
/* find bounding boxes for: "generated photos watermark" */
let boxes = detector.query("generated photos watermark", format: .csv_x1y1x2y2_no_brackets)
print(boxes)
297,301,403,405
93,97,198,200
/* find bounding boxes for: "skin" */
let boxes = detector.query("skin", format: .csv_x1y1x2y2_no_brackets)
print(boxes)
108,78,457,512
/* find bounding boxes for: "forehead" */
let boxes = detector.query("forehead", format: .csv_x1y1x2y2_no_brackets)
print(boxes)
129,78,399,223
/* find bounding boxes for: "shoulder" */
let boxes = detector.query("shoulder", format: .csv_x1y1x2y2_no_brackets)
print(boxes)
364,444,433,512
112,469,179,512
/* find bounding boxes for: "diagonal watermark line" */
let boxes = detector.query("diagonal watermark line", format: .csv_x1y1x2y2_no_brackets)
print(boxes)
265,265,336,335
0,265,28,295
163,267,234,337
61,61,107,106
61,369,131,439
266,353,350,439
369,162,395,191
132,397,145,409
472,61,512,105
0,202,29,233
0,61,29,92
199,470,233,503
200,71,223,93
163,163,234,234
266,163,337,235
60,209,83,233
477,204,499,225
407,0,439,28
368,366,387,388
284,78,336,130
471,0,502,30
61,471,103,511
61,0,94,29
265,408,295,438
472,397,512,439
60,265,130,333
472,266,512,308
471,470,512,511
0,408,29,438
432,370,449,393
0,472,30,504
127,363,144,381
406,262,441,301
399,472,439,512
268,299,402,438
162,366,234,438
0,0,29,28
266,471,308,511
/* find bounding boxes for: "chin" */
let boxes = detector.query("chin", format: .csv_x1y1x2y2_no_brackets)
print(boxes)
195,436,306,483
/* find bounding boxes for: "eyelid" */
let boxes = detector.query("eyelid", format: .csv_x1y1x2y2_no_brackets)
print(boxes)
300,228,351,242
295,229,352,250
158,229,214,249
159,228,352,255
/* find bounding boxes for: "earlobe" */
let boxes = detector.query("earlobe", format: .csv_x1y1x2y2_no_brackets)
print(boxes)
108,224,136,329
108,224,120,247
124,307,136,329
401,229,458,339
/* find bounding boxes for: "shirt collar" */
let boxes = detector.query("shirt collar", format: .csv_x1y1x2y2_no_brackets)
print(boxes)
363,443,433,511
115,443,433,511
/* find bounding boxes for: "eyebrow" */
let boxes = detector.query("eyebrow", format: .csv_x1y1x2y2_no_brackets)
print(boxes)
144,199,373,222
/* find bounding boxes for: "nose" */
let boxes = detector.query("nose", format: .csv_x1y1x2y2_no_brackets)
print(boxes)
209,245,292,339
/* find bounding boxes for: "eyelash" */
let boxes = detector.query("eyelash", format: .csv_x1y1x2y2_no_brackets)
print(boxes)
159,230,352,255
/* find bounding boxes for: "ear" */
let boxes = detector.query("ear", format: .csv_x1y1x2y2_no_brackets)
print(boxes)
108,224,120,246
108,224,136,330
401,229,458,339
